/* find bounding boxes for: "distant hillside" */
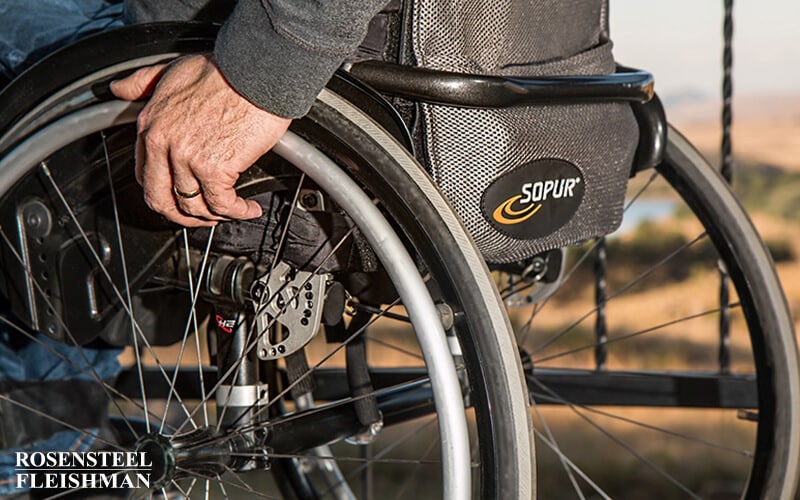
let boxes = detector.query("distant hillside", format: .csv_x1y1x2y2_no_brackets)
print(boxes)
664,92,800,171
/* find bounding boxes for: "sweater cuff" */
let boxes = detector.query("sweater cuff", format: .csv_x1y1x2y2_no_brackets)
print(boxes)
214,0,345,119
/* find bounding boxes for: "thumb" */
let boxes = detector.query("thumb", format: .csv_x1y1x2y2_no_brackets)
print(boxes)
110,64,168,101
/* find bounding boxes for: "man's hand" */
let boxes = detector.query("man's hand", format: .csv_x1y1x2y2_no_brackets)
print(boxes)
110,55,291,227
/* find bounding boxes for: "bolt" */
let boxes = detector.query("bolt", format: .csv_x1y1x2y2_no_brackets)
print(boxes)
300,318,309,326
47,323,57,335
301,194,318,208
305,292,314,300
26,213,41,228
251,283,265,300
277,345,286,354
303,309,312,318
306,301,314,309
269,348,277,357
304,283,313,291
259,349,268,358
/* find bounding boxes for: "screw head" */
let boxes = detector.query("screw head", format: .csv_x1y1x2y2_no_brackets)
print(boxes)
301,194,318,208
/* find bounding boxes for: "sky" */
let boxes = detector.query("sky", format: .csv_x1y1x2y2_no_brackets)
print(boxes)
610,0,800,102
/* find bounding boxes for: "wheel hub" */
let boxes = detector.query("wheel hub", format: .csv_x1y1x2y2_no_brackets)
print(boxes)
135,427,262,489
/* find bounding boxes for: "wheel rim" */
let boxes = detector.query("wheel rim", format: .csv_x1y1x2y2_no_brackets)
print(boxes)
503,128,798,498
0,101,475,498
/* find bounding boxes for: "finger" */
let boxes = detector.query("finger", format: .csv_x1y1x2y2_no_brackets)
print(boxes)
110,64,169,101
169,151,228,221
175,195,228,222
202,180,263,220
134,132,145,186
141,138,215,227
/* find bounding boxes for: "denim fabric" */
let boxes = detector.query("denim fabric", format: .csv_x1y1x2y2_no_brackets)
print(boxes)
0,0,124,81
0,1,126,493
0,332,122,494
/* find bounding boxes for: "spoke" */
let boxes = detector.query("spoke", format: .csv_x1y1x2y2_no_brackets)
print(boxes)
624,171,661,211
533,302,741,364
184,478,198,497
173,225,359,435
160,226,215,433
533,427,612,500
213,176,309,431
267,173,305,273
219,463,277,498
185,230,211,428
230,452,442,466
214,311,260,432
247,296,403,427
102,131,150,434
532,232,708,354
40,161,197,427
392,426,442,500
531,397,585,499
170,480,189,497
349,301,411,323
218,481,229,500
529,376,703,499
0,314,173,436
513,171,663,345
0,230,146,438
175,467,276,499
0,393,123,451
529,387,753,457
365,336,424,360
184,372,430,453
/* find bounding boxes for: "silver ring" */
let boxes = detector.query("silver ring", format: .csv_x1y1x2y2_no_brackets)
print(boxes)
173,186,202,199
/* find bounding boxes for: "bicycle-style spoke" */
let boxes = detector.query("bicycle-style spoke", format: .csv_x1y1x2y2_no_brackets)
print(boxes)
530,398,585,499
160,226,216,434
532,232,708,354
101,131,151,434
0,314,171,437
174,467,276,499
0,393,123,451
365,336,425,361
530,387,753,457
0,230,148,437
39,161,198,427
533,427,612,500
533,302,741,365
529,376,703,499
172,223,361,435
182,228,212,429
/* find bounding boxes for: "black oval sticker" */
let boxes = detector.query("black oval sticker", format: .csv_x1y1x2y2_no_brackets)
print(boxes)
480,159,585,239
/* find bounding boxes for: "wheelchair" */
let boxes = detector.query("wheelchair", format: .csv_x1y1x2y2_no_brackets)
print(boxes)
0,17,797,500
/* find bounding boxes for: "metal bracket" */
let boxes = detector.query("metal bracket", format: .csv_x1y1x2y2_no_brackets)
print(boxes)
255,261,328,360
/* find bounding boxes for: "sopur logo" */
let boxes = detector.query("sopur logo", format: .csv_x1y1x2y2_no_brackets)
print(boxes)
481,159,585,239
492,177,582,225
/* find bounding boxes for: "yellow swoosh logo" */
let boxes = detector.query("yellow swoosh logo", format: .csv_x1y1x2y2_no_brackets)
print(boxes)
492,195,541,225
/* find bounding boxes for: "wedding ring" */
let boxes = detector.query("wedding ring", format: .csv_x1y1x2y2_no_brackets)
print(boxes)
173,186,202,199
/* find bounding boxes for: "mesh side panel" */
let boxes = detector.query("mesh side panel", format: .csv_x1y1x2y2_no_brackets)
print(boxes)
412,0,639,263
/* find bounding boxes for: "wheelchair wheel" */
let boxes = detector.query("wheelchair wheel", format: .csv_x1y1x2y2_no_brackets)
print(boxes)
0,25,532,499
505,126,800,498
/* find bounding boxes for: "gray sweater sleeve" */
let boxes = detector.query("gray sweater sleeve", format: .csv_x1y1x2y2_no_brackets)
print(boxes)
125,0,389,119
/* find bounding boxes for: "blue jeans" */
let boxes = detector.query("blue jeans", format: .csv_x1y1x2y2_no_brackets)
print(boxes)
0,0,125,494
0,0,124,81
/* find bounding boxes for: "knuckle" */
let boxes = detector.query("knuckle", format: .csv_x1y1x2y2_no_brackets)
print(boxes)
135,112,150,132
142,128,166,151
143,193,168,213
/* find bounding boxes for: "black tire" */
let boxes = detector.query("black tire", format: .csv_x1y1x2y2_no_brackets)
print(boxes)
510,126,800,498
0,24,533,499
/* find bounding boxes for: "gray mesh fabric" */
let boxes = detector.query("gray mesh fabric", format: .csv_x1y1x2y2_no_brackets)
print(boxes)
411,0,639,263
